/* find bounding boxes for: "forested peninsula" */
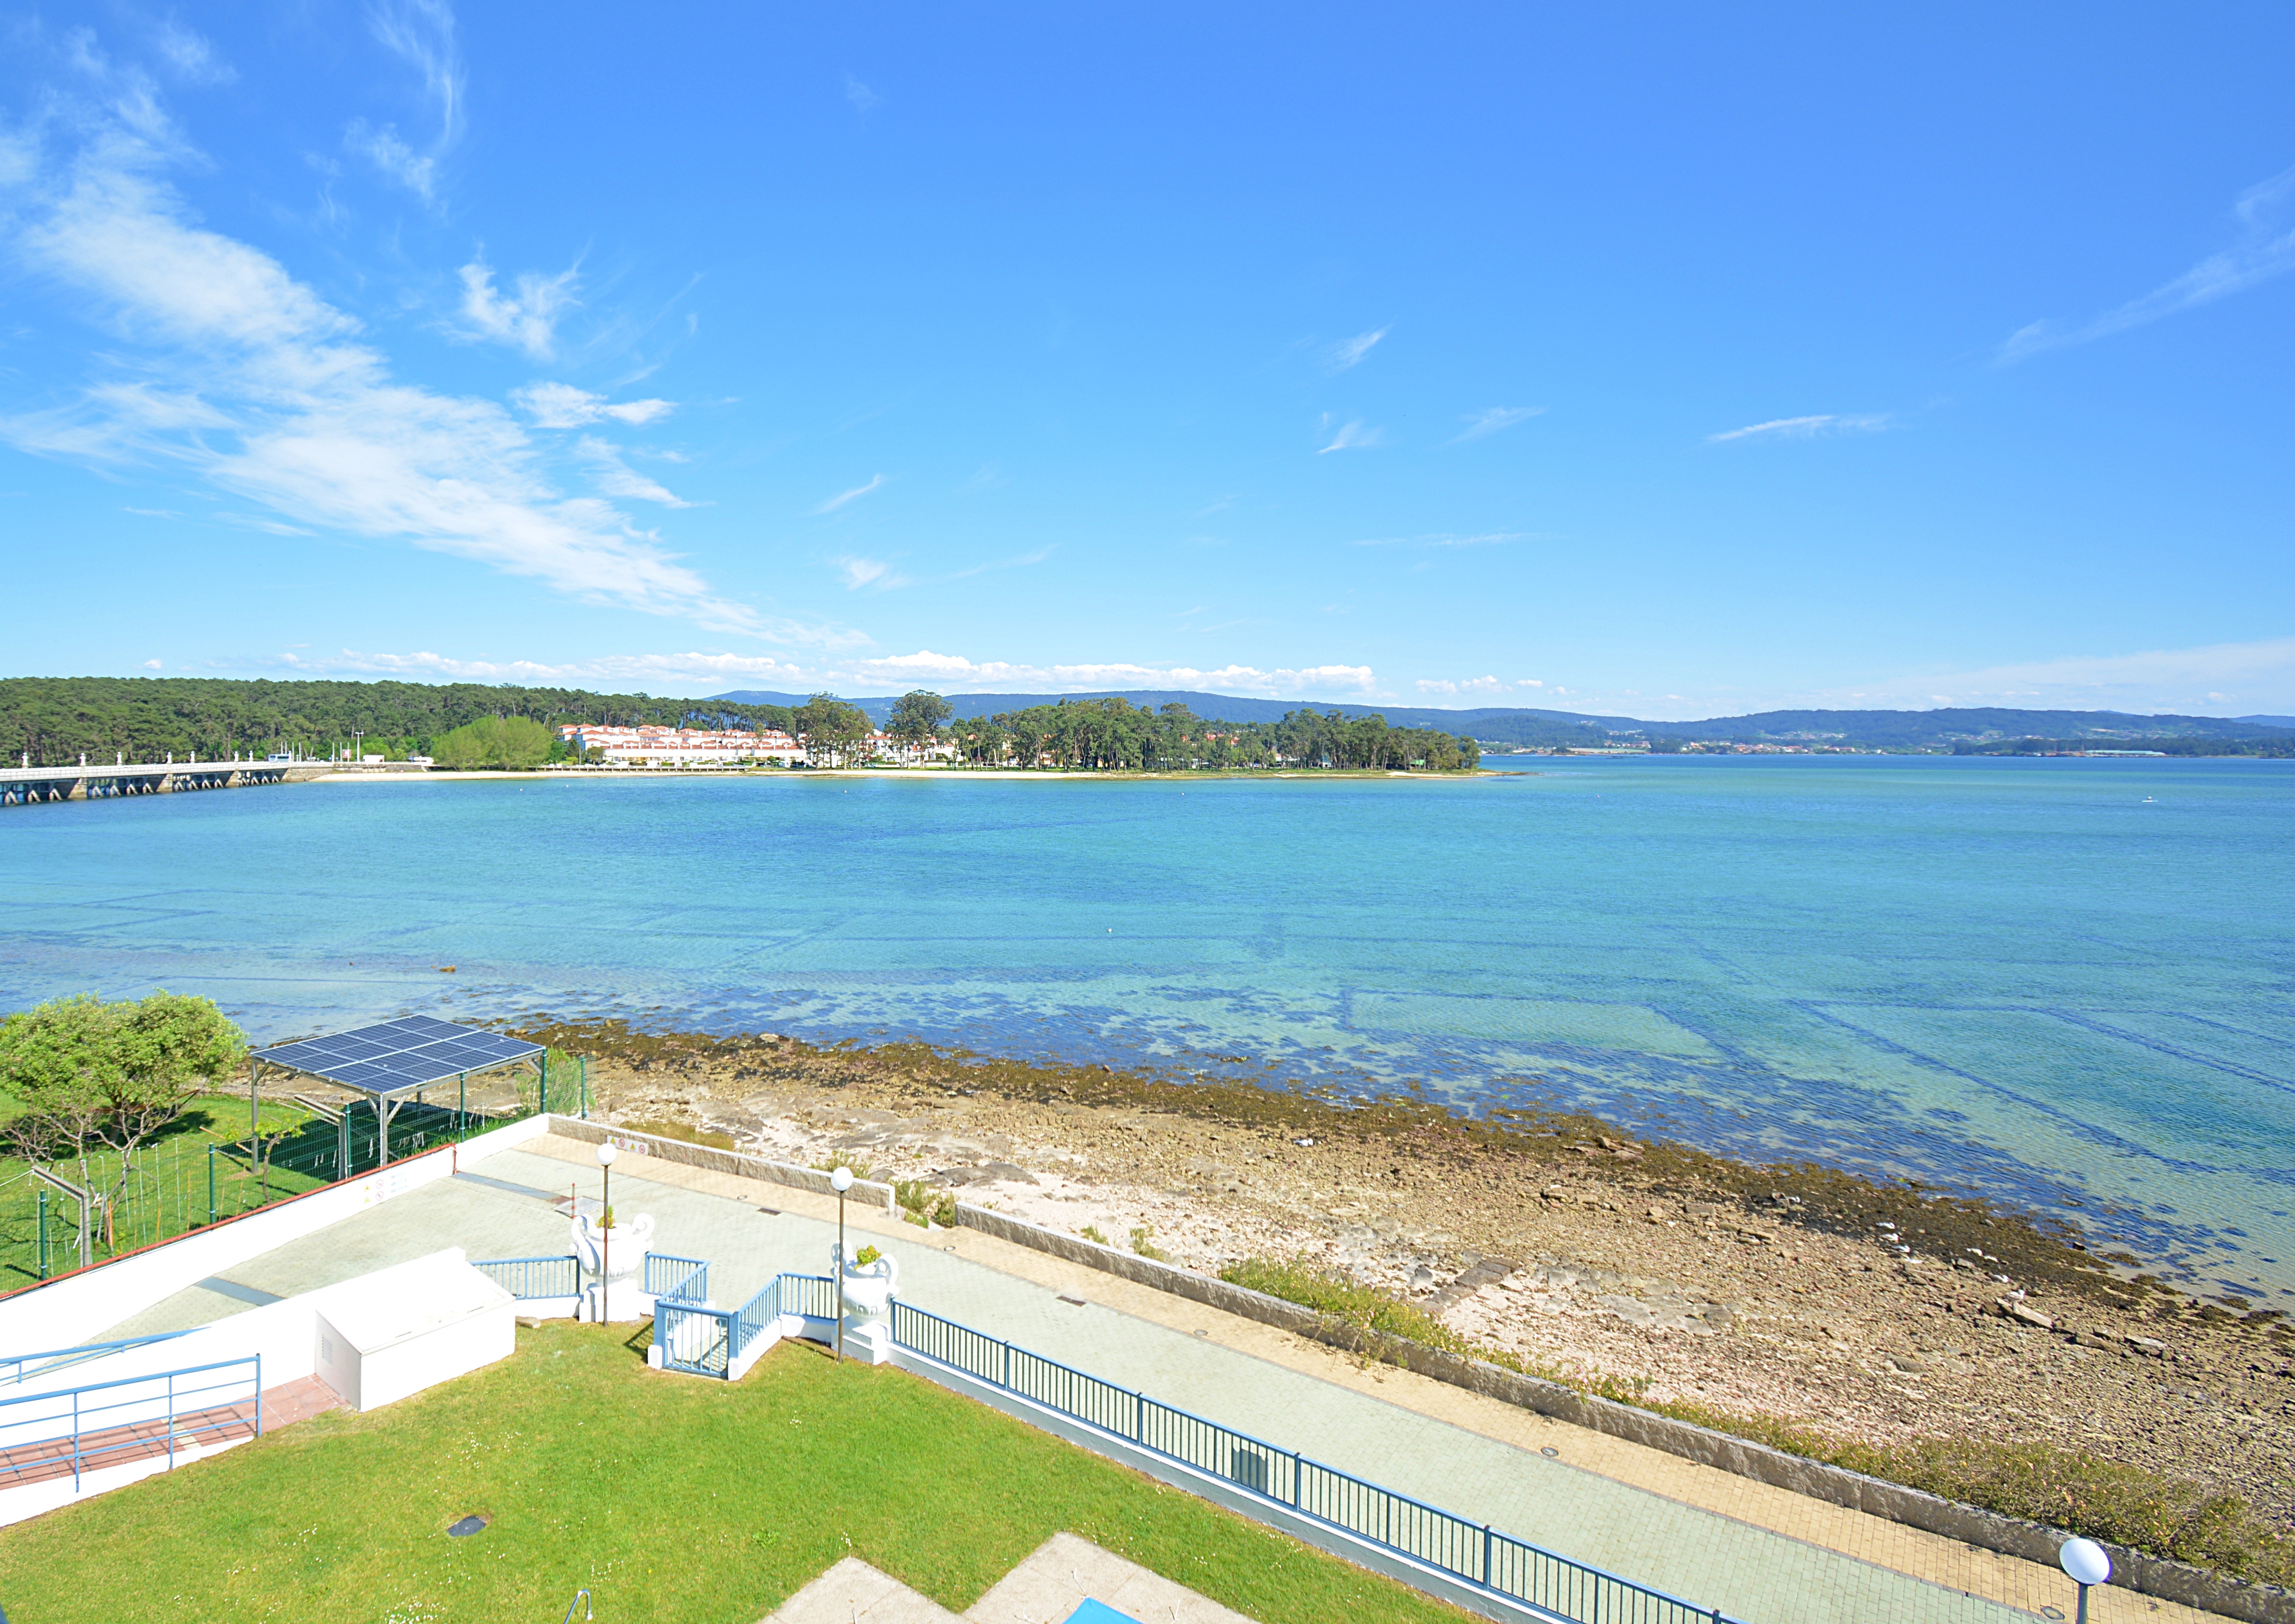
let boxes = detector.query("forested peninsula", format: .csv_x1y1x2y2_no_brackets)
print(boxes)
0,677,1480,772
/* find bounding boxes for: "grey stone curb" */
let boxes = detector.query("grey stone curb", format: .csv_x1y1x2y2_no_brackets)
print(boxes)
951,1201,2294,1624
543,1115,897,1212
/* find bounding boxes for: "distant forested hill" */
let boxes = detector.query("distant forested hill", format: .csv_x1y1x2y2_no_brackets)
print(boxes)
0,678,793,765
715,690,2295,751
712,688,1611,747
7,678,2288,765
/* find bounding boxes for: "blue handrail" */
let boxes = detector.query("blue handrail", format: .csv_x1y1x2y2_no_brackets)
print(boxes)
0,1354,262,1491
888,1300,1737,1624
642,1253,709,1304
0,1329,194,1387
651,1272,837,1376
471,1255,579,1299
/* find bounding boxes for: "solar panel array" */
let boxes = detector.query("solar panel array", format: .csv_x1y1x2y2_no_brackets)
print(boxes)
253,1015,545,1098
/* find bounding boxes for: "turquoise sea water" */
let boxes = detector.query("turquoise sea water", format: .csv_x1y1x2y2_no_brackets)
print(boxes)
4,756,2291,1301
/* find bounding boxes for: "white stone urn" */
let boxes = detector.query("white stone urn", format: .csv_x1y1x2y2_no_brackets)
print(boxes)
835,1241,899,1325
572,1210,655,1320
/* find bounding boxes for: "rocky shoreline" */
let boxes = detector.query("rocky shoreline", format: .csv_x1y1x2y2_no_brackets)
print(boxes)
521,1018,2295,1537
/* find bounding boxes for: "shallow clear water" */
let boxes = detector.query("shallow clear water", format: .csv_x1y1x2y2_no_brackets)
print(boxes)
6,756,2291,1300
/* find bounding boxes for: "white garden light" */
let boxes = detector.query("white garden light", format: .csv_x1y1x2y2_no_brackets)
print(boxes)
2058,1537,2110,1624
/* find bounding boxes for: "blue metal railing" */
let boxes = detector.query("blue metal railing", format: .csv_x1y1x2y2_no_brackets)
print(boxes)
0,1355,262,1491
653,1272,836,1378
888,1301,1736,1624
471,1255,578,1299
643,1253,709,1304
1,1330,192,1388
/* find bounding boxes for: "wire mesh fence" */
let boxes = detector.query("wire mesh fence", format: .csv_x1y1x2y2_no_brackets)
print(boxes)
0,1092,544,1290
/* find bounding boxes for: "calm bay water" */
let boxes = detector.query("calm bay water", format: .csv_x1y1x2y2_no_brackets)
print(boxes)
5,755,2291,1300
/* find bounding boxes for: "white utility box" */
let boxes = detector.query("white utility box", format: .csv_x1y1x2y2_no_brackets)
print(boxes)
313,1249,517,1412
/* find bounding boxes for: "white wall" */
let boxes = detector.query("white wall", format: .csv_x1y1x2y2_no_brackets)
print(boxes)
0,1112,551,1353
0,1249,520,1527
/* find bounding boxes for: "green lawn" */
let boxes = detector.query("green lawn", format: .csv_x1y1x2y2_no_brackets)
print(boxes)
0,1322,1470,1624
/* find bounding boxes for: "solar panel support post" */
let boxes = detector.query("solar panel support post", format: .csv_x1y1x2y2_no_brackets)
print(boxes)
249,1059,261,1142
458,1072,466,1136
539,1051,549,1118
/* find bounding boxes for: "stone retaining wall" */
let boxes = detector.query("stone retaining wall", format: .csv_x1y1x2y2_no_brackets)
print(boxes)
952,1201,2294,1624
544,1116,897,1212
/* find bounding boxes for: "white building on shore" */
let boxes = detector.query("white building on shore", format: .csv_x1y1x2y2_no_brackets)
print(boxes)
554,725,807,766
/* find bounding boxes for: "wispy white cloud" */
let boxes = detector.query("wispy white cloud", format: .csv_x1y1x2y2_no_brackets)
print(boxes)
835,652,1381,698
834,555,910,591
813,473,887,514
577,436,690,506
1707,413,1888,444
943,545,1053,580
282,648,822,685
0,101,757,634
1354,531,1524,549
1414,675,1509,696
2001,163,2295,362
277,647,1379,699
141,657,163,668
1325,326,1388,373
1818,635,2295,714
344,119,437,200
1451,406,1543,442
152,20,233,85
457,258,580,360
513,382,674,429
843,74,882,113
347,0,463,200
1317,419,1383,454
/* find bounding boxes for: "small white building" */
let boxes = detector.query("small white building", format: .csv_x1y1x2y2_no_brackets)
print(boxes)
556,725,806,766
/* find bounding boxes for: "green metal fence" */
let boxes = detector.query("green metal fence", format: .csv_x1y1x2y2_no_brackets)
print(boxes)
1,1096,548,1290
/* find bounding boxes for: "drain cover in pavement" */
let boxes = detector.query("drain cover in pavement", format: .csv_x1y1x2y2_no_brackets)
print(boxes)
447,1514,491,1537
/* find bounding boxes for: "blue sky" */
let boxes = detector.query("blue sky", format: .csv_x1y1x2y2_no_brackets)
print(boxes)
2,4,2290,719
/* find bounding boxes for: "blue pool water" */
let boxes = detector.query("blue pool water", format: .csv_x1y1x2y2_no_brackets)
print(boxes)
4,755,2291,1300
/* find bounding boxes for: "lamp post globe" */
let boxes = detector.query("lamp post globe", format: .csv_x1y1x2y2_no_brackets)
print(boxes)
830,1166,853,1193
2059,1537,2111,1624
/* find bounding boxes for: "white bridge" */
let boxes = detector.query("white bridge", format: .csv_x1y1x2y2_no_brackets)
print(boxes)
0,758,316,807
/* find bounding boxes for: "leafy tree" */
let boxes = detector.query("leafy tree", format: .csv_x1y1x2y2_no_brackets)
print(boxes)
793,693,875,768
0,992,246,1251
431,715,553,769
886,690,953,760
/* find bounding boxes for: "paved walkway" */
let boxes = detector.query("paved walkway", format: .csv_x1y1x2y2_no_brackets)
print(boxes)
90,1137,2200,1624
769,1532,1259,1624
